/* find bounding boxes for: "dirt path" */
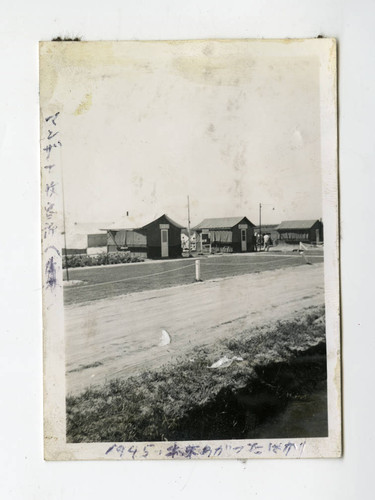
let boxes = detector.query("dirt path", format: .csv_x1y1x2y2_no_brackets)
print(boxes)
65,263,324,395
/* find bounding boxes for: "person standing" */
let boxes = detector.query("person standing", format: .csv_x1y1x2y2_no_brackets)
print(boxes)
253,232,258,252
263,233,270,251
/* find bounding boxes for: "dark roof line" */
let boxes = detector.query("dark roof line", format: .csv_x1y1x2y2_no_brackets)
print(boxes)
100,214,185,231
141,213,185,230
193,216,255,230
276,219,321,230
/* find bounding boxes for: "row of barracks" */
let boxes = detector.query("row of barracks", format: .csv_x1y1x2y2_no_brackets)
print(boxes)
96,214,256,259
69,215,323,259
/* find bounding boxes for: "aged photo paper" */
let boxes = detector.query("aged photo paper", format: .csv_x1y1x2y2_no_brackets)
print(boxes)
40,39,341,460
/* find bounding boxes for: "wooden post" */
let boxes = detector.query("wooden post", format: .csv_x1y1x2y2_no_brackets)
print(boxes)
195,259,201,281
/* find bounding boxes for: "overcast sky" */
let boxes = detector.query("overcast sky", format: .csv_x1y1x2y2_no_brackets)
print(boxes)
45,41,323,234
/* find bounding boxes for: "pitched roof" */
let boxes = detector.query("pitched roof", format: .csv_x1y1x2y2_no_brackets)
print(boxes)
253,224,279,230
193,216,254,230
141,214,185,230
100,217,142,231
276,220,321,230
101,225,144,232
65,222,108,249
69,222,109,234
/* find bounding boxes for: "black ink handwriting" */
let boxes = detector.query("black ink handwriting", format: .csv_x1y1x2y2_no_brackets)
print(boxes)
283,442,297,456
46,181,57,197
44,245,61,256
43,222,57,239
43,142,62,160
45,112,60,126
47,129,59,140
103,439,306,459
45,256,57,289
45,202,56,220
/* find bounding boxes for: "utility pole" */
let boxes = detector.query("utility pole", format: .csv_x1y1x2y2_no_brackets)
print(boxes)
258,203,276,252
259,202,262,252
187,195,192,256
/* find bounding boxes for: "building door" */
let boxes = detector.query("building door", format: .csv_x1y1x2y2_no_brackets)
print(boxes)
201,231,211,253
316,228,320,244
241,229,247,251
161,229,169,257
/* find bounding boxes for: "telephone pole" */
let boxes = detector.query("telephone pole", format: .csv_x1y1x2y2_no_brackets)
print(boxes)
259,202,262,252
259,203,275,252
187,195,192,256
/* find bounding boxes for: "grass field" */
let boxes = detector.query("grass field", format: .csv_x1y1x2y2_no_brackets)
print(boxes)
64,252,323,305
66,306,327,443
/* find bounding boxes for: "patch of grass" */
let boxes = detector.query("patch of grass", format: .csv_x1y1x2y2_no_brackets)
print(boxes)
66,306,326,443
64,253,311,305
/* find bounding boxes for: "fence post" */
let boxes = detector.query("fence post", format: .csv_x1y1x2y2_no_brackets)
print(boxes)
195,259,201,281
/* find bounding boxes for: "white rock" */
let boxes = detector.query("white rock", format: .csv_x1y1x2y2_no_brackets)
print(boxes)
209,355,244,369
159,329,171,346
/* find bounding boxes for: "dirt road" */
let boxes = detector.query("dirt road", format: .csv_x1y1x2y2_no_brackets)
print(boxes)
65,263,325,395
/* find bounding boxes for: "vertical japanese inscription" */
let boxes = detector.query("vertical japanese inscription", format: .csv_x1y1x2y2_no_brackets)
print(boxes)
42,111,62,291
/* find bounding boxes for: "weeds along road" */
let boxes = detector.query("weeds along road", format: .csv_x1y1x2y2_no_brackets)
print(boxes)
65,261,325,396
63,252,322,305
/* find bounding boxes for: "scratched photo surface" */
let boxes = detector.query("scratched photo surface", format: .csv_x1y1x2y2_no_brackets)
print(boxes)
40,40,341,460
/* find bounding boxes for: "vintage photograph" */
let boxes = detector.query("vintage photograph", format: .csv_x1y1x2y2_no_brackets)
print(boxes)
40,39,340,459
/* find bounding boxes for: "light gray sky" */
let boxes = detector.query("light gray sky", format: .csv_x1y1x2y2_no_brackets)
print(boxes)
52,41,322,234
